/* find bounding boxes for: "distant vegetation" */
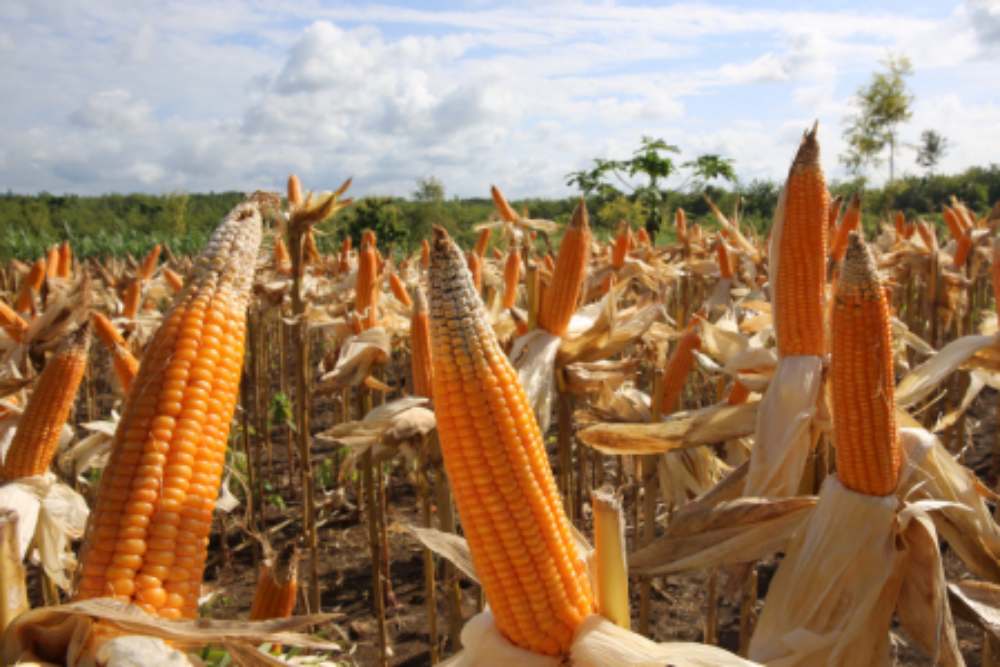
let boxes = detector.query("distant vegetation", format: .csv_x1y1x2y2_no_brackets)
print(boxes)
2,163,999,261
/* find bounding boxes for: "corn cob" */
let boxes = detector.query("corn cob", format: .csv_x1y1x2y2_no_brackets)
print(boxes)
502,246,522,309
410,287,433,399
636,226,651,247
715,236,733,280
303,229,321,267
474,228,492,258
661,317,702,414
421,239,430,270
726,380,751,406
163,267,185,293
831,234,900,496
491,185,519,222
428,227,594,655
122,279,142,320
46,246,60,279
916,220,937,251
14,258,46,313
466,251,483,293
893,211,906,239
57,241,73,279
287,174,303,208
538,200,591,337
249,553,298,621
773,125,828,357
75,201,262,619
0,300,29,343
675,208,688,242
2,325,90,480
273,238,292,276
954,230,972,269
830,192,860,264
389,271,413,309
138,244,162,281
355,235,379,330
92,313,140,393
611,223,631,269
943,207,963,241
827,194,843,238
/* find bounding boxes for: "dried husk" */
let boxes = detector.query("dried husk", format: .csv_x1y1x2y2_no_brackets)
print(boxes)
896,333,998,408
748,476,903,666
509,329,561,433
744,356,822,497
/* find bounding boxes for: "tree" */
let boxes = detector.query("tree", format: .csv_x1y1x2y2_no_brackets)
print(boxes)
915,129,948,173
841,54,914,183
565,137,735,237
412,176,444,203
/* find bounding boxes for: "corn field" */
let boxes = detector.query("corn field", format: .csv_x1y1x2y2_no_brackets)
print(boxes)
4,128,1000,666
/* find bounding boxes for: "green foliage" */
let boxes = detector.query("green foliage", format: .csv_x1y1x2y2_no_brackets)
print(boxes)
841,54,914,182
916,129,948,173
595,196,648,233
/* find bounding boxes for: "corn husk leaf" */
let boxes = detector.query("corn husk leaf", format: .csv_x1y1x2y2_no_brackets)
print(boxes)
748,476,903,667
658,447,730,512
630,496,816,576
510,329,561,433
1,598,342,666
406,525,478,583
896,334,998,408
314,328,390,392
898,427,1000,581
578,401,758,455
316,397,434,472
744,356,822,498
562,358,640,397
948,580,1000,641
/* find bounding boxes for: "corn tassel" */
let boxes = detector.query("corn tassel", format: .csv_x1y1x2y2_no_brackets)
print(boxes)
831,234,900,496
538,200,591,337
773,125,828,357
2,325,90,480
428,227,594,655
75,200,262,619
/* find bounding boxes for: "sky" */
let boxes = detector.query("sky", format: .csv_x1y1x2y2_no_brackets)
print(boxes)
1,0,998,199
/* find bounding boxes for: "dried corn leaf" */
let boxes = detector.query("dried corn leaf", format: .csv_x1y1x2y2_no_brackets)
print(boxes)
562,358,640,396
1,598,341,666
315,327,390,392
948,580,1000,641
578,401,758,455
748,477,903,667
744,356,822,498
406,525,478,583
510,329,561,433
630,496,816,576
896,334,997,408
658,447,730,512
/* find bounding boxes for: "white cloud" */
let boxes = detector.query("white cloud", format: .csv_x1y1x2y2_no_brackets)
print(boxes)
0,2,995,197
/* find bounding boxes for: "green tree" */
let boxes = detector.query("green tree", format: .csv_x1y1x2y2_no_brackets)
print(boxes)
412,176,445,203
915,129,948,173
841,54,914,183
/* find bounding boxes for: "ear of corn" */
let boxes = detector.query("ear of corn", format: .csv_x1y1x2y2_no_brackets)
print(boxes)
675,208,688,242
773,125,828,357
75,201,262,619
46,246,60,279
410,287,433,399
715,237,733,280
916,220,937,251
502,246,522,309
612,223,632,269
14,258,46,313
661,317,702,414
57,241,73,279
420,239,430,269
92,313,139,393
827,194,843,237
273,238,291,275
466,251,483,293
2,325,90,480
831,234,900,496
163,268,185,293
389,272,413,309
428,227,593,655
491,185,519,222
474,228,492,258
249,553,298,621
355,235,379,330
303,229,321,267
122,279,142,320
0,300,29,343
538,200,591,338
943,207,963,240
138,244,162,281
953,230,972,269
636,227,651,247
830,192,860,264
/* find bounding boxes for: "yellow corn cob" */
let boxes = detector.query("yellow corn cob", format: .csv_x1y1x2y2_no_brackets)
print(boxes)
57,241,73,278
502,246,522,309
474,227,492,257
249,555,298,620
715,236,733,280
122,279,142,320
827,194,843,238
92,313,140,393
611,222,631,269
636,226,651,247
830,192,860,264
273,238,292,276
303,229,321,267
14,258,46,313
46,246,60,279
389,271,413,309
163,267,185,293
773,125,828,357
491,185,519,222
661,317,701,414
410,287,433,399
428,227,594,655
75,201,262,619
831,234,900,496
0,300,29,343
675,208,688,242
538,200,591,338
421,239,430,270
355,235,379,330
138,244,162,281
2,325,90,480
466,251,483,293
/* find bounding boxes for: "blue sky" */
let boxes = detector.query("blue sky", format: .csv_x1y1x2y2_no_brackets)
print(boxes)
0,1,997,198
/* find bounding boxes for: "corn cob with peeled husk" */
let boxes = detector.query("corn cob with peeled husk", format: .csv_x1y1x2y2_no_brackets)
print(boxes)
748,234,962,667
744,123,827,498
427,226,757,666
74,198,262,621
